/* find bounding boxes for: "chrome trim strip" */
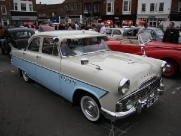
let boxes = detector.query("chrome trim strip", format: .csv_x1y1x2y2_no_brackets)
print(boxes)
12,55,109,94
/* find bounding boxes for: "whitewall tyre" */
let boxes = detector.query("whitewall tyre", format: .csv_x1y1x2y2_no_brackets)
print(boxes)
80,95,100,122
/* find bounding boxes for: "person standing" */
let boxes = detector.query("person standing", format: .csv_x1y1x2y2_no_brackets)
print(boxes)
162,22,179,44
0,25,4,39
99,23,106,34
137,22,148,36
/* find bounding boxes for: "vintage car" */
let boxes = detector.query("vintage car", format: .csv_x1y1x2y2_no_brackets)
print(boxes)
106,33,181,78
0,27,35,54
106,28,124,40
122,27,164,41
11,30,166,122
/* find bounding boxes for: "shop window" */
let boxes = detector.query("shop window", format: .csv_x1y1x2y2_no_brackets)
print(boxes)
150,3,155,12
141,3,146,12
178,1,181,12
21,3,26,11
14,3,18,10
1,5,7,15
29,4,32,11
159,3,164,12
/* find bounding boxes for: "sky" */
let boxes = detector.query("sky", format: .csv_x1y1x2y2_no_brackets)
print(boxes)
36,0,64,4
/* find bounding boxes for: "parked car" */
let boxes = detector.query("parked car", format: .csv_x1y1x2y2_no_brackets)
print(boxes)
106,33,181,78
0,27,35,54
11,30,166,122
122,27,164,41
106,28,124,40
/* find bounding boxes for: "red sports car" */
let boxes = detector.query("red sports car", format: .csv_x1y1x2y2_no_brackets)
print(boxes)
106,34,181,78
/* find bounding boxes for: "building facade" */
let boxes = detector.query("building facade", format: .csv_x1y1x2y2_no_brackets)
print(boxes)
101,0,138,26
0,0,37,26
137,0,172,27
170,0,181,21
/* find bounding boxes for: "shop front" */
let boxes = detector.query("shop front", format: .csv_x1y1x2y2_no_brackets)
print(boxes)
102,15,136,27
136,15,169,27
10,11,37,26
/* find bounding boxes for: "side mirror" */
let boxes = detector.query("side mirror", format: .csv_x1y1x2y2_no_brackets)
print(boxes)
81,58,89,65
53,37,59,43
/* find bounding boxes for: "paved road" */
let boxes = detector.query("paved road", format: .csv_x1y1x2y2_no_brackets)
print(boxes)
0,52,181,136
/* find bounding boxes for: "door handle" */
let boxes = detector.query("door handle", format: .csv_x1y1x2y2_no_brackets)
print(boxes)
23,52,26,54
36,55,41,58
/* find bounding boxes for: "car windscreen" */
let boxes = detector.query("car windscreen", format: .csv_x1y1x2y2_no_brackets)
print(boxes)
12,31,34,39
154,29,164,38
60,36,109,57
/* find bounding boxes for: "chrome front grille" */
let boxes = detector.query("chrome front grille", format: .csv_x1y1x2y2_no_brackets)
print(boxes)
118,76,160,111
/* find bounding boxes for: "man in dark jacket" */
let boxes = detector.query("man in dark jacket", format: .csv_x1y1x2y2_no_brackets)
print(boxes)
162,22,179,44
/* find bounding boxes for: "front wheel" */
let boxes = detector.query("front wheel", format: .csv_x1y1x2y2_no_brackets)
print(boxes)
22,70,31,82
162,58,180,78
80,95,101,122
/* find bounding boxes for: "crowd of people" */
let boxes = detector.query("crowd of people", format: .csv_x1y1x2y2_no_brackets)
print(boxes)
0,21,180,44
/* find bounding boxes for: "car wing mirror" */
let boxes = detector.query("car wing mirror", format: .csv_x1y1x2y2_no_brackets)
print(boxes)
53,37,59,43
81,58,89,65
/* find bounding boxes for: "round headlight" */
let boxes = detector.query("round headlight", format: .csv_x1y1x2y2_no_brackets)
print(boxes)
118,78,130,95
161,61,167,73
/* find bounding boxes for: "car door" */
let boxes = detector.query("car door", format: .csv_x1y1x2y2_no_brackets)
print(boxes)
22,37,41,81
35,37,62,95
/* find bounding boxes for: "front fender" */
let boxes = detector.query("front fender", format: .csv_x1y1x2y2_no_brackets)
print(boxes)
145,50,181,68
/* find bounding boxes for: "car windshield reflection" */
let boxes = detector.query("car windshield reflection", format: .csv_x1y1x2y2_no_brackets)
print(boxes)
60,37,109,57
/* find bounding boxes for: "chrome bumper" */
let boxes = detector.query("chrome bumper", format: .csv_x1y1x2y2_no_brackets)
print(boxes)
101,88,164,120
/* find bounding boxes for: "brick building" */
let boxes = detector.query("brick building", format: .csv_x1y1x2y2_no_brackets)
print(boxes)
0,0,37,26
170,0,181,21
101,0,138,26
36,0,82,24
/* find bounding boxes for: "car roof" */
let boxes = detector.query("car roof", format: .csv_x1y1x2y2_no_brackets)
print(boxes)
7,27,35,32
32,30,105,37
124,27,162,32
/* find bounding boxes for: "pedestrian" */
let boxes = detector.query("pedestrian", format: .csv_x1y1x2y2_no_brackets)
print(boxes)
0,25,4,39
162,22,179,44
99,23,106,34
91,24,98,32
137,22,148,36
38,25,43,32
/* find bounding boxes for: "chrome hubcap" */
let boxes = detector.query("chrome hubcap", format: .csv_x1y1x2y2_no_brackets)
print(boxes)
81,96,99,121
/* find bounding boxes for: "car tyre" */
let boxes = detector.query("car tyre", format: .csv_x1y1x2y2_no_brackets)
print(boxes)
80,95,101,123
22,70,31,82
162,58,179,78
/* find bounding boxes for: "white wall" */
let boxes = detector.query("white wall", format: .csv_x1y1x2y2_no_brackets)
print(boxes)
13,0,33,11
137,0,172,15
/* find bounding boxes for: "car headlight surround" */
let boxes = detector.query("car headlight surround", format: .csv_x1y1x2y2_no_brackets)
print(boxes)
161,61,167,73
118,78,130,95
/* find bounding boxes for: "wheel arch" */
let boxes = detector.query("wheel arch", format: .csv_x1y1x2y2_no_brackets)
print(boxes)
72,89,101,107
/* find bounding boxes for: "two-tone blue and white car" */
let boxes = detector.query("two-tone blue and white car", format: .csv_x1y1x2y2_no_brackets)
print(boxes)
11,30,166,122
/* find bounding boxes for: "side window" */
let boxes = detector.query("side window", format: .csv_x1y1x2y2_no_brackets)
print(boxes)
113,30,121,35
106,29,112,35
126,30,133,36
133,29,138,36
28,38,40,52
42,38,58,56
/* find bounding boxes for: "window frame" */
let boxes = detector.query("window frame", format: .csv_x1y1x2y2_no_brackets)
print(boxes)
76,5,80,10
71,5,74,11
150,3,155,12
159,2,164,12
178,1,181,12
107,2,114,13
1,5,7,15
29,4,32,11
21,3,26,11
93,3,100,13
122,0,131,12
61,7,64,12
141,3,146,12
14,3,18,10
